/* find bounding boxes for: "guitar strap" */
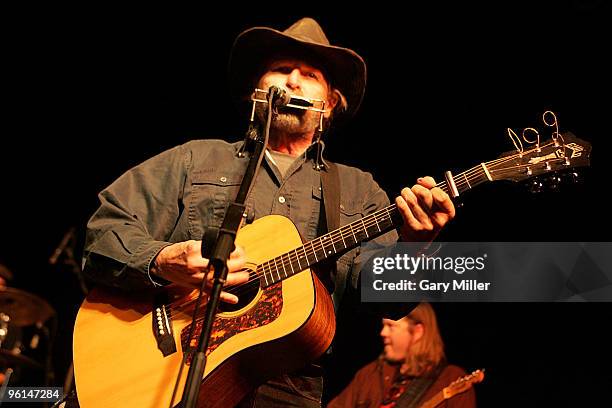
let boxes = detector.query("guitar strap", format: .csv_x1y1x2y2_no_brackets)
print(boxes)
317,162,340,294
394,364,447,408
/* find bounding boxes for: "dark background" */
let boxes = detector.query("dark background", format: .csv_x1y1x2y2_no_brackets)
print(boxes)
2,1,611,406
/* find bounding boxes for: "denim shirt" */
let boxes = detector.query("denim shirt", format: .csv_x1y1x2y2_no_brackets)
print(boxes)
82,139,399,306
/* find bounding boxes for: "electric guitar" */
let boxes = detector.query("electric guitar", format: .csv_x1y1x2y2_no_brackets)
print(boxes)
419,369,485,408
73,131,590,407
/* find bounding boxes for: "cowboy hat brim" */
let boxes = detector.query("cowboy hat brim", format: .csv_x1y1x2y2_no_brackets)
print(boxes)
228,26,367,119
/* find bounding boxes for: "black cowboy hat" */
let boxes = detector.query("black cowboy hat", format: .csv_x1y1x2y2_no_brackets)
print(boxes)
229,17,367,119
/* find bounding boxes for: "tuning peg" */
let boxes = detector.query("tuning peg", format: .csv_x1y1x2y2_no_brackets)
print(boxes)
545,174,563,191
564,171,582,184
528,178,545,194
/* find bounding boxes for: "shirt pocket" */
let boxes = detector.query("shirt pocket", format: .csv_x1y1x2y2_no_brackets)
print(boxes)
188,171,242,239
339,199,364,226
314,187,365,233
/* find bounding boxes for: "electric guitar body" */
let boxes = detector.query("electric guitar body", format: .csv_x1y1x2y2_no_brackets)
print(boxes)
73,215,336,408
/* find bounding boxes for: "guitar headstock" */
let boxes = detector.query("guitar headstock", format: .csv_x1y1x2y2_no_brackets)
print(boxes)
488,131,591,184
442,369,485,399
436,112,592,199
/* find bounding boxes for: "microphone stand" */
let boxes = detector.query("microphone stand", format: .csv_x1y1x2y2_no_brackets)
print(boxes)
179,87,282,408
48,227,87,406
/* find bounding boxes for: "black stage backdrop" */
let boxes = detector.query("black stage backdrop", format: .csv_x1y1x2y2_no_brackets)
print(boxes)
2,2,611,406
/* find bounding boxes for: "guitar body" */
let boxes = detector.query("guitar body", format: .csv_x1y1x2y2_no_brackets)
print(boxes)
73,129,590,408
73,215,336,408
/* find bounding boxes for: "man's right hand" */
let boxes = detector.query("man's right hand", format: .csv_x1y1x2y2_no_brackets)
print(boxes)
151,240,249,304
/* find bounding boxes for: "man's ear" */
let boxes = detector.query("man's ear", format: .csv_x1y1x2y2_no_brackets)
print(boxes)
325,89,346,119
412,323,425,343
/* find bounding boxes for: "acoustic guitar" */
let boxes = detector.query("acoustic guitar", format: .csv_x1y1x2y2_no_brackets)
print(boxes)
73,131,590,407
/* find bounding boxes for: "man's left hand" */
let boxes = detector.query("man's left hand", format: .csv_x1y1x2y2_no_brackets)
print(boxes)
395,176,455,243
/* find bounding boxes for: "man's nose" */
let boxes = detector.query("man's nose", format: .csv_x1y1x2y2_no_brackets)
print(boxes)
285,68,301,90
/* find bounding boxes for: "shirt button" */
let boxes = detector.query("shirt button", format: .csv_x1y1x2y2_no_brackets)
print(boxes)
220,176,227,183
278,196,286,204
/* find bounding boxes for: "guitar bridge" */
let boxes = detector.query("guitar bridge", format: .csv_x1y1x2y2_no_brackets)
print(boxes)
153,295,177,356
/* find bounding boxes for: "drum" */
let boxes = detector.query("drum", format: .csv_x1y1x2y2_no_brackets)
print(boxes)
0,287,55,384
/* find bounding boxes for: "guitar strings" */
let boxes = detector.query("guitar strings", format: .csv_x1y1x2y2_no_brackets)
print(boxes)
237,150,534,286
242,145,565,295
169,144,564,310
488,158,568,175
204,151,548,299
172,156,550,309
252,144,561,287
207,206,398,300
169,205,399,308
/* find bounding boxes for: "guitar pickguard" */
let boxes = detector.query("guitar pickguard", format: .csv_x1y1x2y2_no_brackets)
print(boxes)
180,282,284,364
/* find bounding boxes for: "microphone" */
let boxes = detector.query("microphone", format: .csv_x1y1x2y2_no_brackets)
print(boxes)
268,85,291,107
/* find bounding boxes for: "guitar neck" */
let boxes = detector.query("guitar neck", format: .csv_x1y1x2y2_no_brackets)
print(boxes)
257,164,491,288
420,369,485,408
419,391,447,408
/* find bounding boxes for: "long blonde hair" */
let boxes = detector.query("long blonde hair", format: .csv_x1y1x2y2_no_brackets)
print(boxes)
401,303,446,377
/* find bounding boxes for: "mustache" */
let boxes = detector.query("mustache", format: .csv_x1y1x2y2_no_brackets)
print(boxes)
275,106,306,116
254,102,305,117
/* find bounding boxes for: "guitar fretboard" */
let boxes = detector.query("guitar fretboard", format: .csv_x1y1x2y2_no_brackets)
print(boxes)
256,134,591,286
257,164,491,287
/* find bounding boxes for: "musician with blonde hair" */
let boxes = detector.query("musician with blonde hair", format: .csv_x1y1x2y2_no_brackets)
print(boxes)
329,303,476,407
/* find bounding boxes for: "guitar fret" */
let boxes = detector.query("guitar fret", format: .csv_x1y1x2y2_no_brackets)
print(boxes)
263,266,269,286
267,263,274,284
302,246,310,266
385,207,393,223
385,210,394,227
273,258,282,281
318,237,328,257
349,223,357,242
363,217,370,233
463,172,471,189
374,214,381,232
307,246,318,265
325,236,334,255
280,253,288,278
288,253,296,275
320,237,327,256
315,237,325,260
311,241,318,262
338,227,347,248
294,249,302,269
361,218,369,238
330,235,337,253
349,224,359,246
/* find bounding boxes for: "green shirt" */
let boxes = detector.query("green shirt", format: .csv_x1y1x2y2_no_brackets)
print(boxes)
82,139,400,309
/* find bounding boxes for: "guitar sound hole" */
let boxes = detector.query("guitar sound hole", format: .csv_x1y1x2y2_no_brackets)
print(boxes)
218,267,261,313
